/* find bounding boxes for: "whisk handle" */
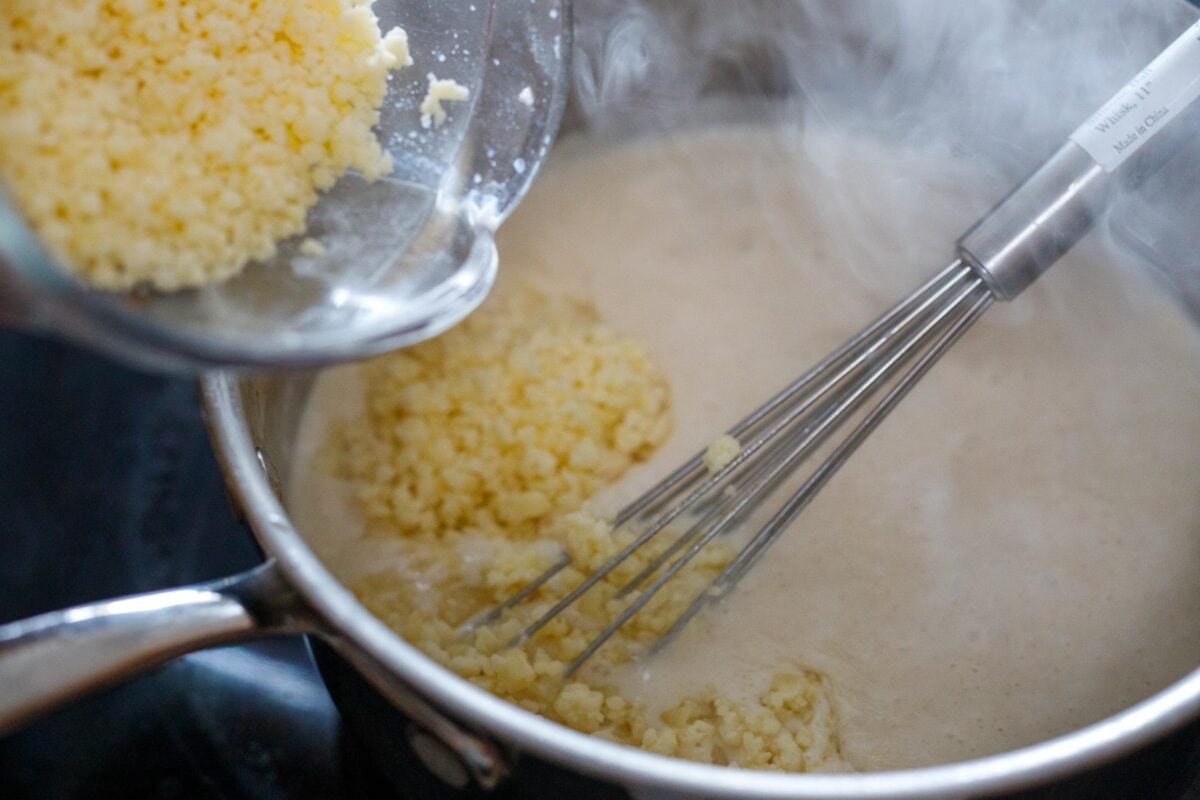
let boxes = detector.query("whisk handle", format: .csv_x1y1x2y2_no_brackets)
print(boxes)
957,143,1105,300
959,19,1200,300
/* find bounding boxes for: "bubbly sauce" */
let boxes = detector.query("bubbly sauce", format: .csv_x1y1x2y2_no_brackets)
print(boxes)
289,125,1200,770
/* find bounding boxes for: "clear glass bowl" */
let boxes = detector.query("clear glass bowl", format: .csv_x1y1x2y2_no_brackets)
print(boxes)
0,0,570,371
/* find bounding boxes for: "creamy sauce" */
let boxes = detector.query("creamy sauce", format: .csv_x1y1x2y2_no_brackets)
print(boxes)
289,125,1200,771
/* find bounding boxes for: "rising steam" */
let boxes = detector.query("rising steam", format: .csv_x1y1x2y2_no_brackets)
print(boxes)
565,0,1199,307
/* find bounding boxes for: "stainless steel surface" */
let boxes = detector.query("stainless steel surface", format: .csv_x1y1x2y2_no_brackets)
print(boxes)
959,112,1199,300
0,556,513,790
958,143,1109,299
328,641,511,790
0,562,305,736
0,0,570,372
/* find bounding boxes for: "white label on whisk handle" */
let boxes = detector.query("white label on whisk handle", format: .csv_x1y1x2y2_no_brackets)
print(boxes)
1070,19,1200,172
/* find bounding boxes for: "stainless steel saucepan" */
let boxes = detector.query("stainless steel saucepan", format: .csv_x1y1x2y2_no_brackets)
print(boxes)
3,1,1200,797
0,367,1196,800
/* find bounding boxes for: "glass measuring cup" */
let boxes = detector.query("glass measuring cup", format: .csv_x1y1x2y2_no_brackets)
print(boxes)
0,0,570,372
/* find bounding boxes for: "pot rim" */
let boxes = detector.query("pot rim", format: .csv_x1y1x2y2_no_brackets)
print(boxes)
200,372,1200,799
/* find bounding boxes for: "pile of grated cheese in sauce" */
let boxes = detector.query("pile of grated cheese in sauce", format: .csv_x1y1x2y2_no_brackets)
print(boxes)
328,281,847,771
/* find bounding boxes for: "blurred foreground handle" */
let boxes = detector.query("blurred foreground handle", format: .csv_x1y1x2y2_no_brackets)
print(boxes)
0,562,308,736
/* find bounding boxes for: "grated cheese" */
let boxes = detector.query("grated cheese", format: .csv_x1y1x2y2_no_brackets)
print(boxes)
336,281,846,770
0,0,413,290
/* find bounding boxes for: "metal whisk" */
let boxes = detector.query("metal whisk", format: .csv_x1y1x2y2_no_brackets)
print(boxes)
466,21,1200,676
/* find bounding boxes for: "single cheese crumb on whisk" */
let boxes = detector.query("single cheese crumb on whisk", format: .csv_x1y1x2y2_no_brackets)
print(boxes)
704,434,743,474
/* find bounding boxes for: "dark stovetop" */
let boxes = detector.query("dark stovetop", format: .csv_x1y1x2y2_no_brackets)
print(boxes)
0,330,394,799
3,329,1200,800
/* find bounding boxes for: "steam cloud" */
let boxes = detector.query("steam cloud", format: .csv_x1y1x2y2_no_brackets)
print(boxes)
565,0,1199,308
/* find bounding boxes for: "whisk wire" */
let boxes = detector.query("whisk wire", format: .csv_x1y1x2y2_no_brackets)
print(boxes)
609,260,969,526
462,260,996,676
653,285,994,652
499,261,972,648
598,261,977,601
561,271,991,675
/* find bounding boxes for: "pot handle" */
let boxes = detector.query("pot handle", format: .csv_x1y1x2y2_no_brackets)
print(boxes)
0,561,309,736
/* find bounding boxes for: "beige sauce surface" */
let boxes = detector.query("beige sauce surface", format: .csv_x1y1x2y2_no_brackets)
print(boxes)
290,125,1200,770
